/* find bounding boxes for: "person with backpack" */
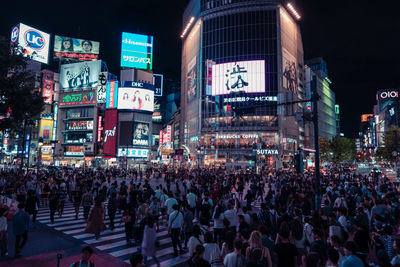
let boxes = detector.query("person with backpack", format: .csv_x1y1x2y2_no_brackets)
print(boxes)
245,230,272,267
69,246,95,267
82,190,93,221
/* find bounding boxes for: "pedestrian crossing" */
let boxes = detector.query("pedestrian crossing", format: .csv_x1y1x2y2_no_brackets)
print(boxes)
36,203,189,266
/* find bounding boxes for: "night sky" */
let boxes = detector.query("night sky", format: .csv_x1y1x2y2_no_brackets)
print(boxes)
1,0,398,137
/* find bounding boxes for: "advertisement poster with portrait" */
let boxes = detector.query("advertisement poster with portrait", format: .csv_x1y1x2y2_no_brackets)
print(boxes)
117,87,154,112
187,56,197,102
54,35,100,61
60,60,101,90
282,48,298,92
132,122,149,147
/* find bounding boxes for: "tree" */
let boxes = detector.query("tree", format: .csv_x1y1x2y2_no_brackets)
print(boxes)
330,136,355,163
375,126,400,162
0,37,44,134
319,137,331,162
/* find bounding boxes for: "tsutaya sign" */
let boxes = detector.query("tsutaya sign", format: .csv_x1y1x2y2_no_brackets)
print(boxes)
255,149,279,155
216,133,259,139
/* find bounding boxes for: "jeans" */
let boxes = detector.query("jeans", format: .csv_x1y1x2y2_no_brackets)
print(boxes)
184,231,192,248
0,234,7,257
171,228,183,255
15,231,27,255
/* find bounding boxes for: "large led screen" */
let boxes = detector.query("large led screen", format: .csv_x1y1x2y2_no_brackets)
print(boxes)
117,87,154,112
60,60,101,90
120,32,153,70
54,35,100,61
12,23,50,64
211,60,265,96
133,122,149,146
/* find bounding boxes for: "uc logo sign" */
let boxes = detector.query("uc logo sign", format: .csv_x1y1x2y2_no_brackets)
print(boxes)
11,27,19,43
24,30,45,50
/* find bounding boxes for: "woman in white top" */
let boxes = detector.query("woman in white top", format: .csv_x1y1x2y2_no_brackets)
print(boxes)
187,225,202,257
213,203,225,245
0,208,7,257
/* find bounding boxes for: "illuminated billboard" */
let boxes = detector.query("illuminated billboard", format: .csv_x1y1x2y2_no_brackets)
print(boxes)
60,91,96,106
39,118,53,141
106,81,119,109
11,23,50,64
97,72,108,103
60,60,101,90
361,114,373,123
117,87,154,112
282,48,298,92
211,60,265,96
41,70,54,104
133,122,149,146
103,109,117,155
120,32,153,70
54,35,100,61
117,148,148,158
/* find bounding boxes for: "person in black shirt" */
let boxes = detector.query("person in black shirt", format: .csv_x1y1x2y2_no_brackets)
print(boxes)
274,222,298,267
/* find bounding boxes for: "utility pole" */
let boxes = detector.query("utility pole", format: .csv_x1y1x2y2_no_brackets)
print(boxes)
311,76,321,210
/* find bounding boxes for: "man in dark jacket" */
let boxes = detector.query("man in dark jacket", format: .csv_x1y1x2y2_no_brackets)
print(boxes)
12,203,30,258
107,192,117,230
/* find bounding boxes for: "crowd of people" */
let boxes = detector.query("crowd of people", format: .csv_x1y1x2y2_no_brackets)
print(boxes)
0,166,400,267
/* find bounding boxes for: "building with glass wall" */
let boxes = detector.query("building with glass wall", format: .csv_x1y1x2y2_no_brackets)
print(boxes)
180,0,305,169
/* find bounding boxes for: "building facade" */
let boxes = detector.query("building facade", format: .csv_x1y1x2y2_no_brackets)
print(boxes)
180,0,305,169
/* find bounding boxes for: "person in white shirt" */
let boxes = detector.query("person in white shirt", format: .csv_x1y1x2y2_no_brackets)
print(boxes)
203,232,221,264
164,193,178,215
224,239,246,267
188,225,202,257
224,201,238,233
186,190,197,212
168,204,184,256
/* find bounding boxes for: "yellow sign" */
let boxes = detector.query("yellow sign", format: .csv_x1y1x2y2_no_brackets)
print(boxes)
39,118,53,141
160,148,174,155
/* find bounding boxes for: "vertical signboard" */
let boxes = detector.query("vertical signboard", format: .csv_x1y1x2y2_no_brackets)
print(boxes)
42,70,54,104
103,110,117,155
97,72,107,103
153,74,163,97
106,81,118,109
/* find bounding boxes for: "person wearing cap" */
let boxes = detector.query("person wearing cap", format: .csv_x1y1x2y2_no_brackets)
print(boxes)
341,241,363,267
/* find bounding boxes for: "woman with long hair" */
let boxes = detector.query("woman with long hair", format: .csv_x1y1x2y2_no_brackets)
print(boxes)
188,225,203,257
141,216,160,267
245,230,272,267
213,201,225,245
85,200,106,240
291,219,307,265
189,245,211,267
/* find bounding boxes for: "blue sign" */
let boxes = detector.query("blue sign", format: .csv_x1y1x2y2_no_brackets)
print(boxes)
120,32,153,70
106,81,119,109
11,26,19,43
120,81,154,90
24,30,45,50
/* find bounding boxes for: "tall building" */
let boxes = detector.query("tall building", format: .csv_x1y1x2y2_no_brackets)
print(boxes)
305,58,336,140
180,0,305,169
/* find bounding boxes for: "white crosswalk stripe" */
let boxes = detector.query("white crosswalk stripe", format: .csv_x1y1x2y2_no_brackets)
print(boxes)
37,202,189,266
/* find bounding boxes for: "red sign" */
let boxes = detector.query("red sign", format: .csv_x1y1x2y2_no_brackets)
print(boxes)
42,70,54,104
103,110,117,155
